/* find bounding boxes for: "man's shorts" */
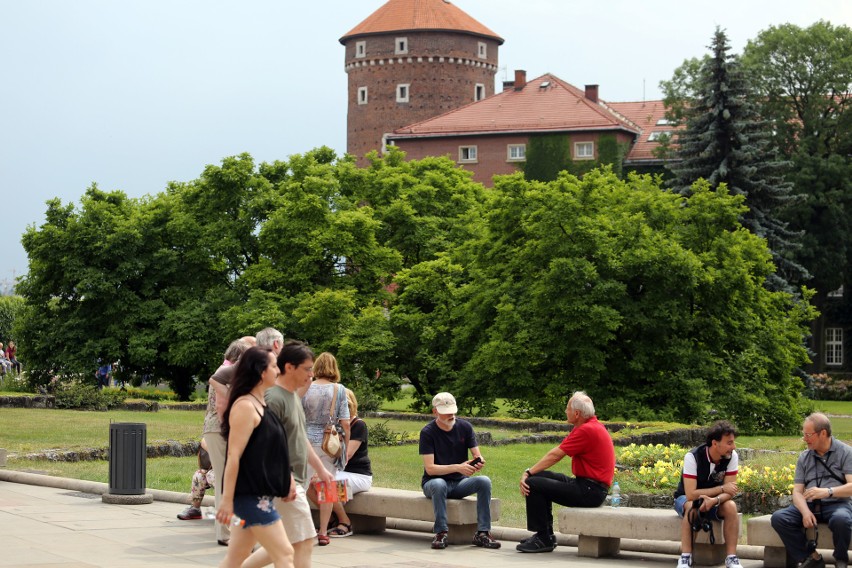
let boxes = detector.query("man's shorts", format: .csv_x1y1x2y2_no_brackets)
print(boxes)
674,494,723,520
274,484,316,543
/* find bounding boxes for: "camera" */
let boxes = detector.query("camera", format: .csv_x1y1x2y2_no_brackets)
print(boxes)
468,457,482,466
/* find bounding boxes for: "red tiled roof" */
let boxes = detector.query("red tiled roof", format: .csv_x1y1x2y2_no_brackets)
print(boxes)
390,73,640,138
340,0,503,44
608,100,678,162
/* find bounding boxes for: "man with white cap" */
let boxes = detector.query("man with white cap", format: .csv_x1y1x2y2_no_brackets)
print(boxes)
419,392,500,550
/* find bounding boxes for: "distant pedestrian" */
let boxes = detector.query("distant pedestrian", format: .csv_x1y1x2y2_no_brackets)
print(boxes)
4,341,20,374
95,361,112,389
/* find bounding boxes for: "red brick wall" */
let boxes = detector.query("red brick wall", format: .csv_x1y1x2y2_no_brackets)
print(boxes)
343,31,500,162
394,131,637,186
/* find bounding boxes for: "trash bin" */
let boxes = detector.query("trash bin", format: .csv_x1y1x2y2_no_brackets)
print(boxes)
108,422,146,495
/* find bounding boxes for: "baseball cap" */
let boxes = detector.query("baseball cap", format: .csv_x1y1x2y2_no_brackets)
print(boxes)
432,392,458,414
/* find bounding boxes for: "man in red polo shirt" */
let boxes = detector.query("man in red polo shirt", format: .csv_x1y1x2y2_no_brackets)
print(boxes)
516,391,615,553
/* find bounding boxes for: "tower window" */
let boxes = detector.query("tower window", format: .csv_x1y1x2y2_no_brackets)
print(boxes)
478,42,487,59
575,141,594,159
475,83,485,101
358,87,368,105
395,37,408,55
396,84,410,103
355,41,366,58
459,146,478,163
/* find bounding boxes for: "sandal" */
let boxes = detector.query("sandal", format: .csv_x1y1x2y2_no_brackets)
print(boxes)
317,534,330,546
328,522,353,537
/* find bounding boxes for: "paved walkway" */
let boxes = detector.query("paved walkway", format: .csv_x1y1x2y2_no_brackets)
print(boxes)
0,476,767,568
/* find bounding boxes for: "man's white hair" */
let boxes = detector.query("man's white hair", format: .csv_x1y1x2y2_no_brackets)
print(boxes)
569,391,595,418
255,327,283,349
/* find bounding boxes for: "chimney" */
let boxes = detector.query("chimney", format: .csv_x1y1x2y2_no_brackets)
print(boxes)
514,69,526,91
585,84,599,103
502,80,515,92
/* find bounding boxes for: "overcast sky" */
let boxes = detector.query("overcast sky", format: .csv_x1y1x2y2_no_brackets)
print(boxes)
2,0,850,289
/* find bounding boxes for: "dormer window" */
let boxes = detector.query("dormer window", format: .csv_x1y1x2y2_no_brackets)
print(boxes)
478,42,487,59
395,37,408,55
355,41,366,58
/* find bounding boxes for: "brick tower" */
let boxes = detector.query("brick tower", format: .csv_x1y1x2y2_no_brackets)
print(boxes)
340,0,503,162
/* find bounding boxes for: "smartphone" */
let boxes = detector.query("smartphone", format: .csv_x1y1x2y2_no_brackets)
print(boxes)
468,456,482,466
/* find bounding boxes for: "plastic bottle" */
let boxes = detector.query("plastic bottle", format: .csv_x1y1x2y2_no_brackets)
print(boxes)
204,509,245,527
611,481,621,508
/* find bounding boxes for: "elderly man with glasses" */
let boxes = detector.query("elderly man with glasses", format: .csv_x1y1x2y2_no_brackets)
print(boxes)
771,413,852,568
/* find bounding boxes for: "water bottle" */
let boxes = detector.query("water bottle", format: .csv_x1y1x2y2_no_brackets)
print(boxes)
611,481,621,508
205,508,245,527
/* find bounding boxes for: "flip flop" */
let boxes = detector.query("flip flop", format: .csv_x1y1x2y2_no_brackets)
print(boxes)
328,522,353,537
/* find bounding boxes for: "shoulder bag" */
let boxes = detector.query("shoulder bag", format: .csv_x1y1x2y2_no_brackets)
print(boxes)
321,385,343,458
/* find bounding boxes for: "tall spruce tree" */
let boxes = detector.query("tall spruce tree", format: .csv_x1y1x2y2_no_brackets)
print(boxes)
668,28,807,292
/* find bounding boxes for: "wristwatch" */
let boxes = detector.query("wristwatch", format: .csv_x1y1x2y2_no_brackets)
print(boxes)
525,468,533,476
829,487,834,497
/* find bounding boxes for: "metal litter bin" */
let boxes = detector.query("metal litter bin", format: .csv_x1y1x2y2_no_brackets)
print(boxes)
108,422,146,495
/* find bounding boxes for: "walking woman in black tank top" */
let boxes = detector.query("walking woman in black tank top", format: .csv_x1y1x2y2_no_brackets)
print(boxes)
217,346,297,568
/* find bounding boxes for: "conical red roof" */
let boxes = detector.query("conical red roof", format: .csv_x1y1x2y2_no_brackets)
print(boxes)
340,0,503,44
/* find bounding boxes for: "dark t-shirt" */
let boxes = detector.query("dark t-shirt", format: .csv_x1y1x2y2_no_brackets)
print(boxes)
344,417,372,476
419,418,477,487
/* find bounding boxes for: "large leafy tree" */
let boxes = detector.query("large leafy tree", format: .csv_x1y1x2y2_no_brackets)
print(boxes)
742,22,852,301
449,168,815,432
665,28,806,292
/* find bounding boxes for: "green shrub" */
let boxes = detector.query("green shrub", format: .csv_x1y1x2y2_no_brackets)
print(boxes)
368,420,411,446
809,373,852,401
54,384,128,410
122,386,177,401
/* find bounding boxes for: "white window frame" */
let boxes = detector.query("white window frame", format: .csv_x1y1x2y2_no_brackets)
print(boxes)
575,141,594,160
395,37,408,55
648,131,672,142
458,145,478,163
826,327,844,366
478,41,487,59
355,41,366,58
507,144,526,161
396,83,410,103
358,86,368,105
475,83,485,101
828,285,845,298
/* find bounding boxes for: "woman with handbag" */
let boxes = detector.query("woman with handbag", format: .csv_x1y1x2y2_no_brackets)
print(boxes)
301,352,350,546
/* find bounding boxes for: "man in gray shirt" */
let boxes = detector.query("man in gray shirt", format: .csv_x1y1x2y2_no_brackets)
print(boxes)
771,413,852,568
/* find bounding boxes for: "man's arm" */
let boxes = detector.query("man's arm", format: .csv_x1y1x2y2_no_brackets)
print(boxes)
792,482,818,528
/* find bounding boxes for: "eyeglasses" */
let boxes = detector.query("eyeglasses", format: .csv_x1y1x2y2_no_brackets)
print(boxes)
802,431,818,439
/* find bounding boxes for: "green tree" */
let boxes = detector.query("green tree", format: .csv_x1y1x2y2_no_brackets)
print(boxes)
742,22,852,303
451,168,815,432
0,295,24,344
667,28,806,292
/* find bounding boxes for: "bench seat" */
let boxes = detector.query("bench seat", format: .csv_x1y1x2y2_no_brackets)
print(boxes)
748,514,847,568
558,506,741,565
311,486,500,545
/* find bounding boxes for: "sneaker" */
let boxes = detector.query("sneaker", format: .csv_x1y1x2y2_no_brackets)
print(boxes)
676,554,693,568
836,561,848,568
799,556,825,568
177,506,202,520
520,533,556,547
516,534,556,553
431,531,448,549
472,531,501,549
725,555,742,568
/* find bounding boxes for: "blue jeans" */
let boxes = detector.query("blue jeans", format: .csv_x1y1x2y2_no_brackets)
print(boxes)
422,476,492,533
771,501,852,563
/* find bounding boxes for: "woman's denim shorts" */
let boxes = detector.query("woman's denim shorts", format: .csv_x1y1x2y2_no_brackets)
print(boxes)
233,494,281,528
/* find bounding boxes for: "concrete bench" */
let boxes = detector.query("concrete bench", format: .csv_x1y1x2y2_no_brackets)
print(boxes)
558,506,741,565
310,486,501,545
748,514,848,568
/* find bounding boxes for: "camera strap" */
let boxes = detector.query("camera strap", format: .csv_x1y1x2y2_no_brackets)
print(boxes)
813,452,845,485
